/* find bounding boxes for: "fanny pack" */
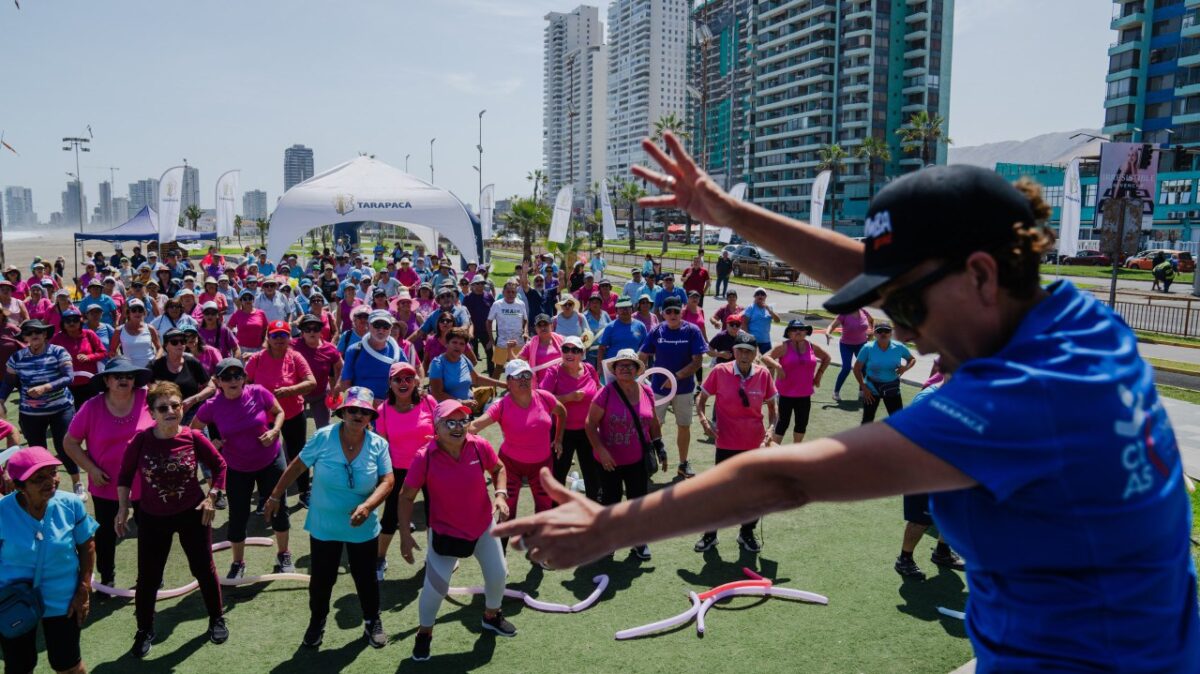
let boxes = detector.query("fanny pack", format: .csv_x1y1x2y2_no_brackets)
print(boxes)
0,521,46,639
869,378,902,398
427,443,485,559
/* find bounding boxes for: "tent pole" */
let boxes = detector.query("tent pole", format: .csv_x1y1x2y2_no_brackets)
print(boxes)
73,241,79,300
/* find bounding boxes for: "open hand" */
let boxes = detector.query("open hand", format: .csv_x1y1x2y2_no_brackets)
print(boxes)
494,468,610,570
631,132,741,228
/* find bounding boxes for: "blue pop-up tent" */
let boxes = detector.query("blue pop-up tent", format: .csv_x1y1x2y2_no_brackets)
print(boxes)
73,206,217,243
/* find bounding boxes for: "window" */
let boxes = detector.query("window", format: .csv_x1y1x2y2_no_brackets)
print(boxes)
1105,104,1137,126
1176,95,1200,116
1160,179,1194,205
1146,101,1173,118
1152,16,1181,37
1085,184,1098,207
1109,50,1140,73
1042,185,1064,208
1107,78,1138,99
1150,46,1178,64
1148,73,1175,91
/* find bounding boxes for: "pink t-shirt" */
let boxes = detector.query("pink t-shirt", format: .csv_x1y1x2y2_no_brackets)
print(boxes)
592,383,656,466
485,389,557,464
838,309,872,346
682,307,706,334
227,309,268,349
246,348,313,420
292,338,342,394
194,384,280,473
374,395,437,470
776,340,817,398
404,436,498,540
538,363,599,430
193,344,222,375
701,362,777,451
67,389,154,501
518,333,564,370
423,335,447,361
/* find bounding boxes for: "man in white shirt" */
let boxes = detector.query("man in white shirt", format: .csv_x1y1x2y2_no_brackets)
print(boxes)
487,281,527,372
254,277,291,322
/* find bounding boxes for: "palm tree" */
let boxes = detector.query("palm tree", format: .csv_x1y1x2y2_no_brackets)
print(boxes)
856,137,892,203
255,217,270,248
526,169,549,204
234,215,243,248
896,110,952,166
184,204,202,230
502,197,551,261
651,113,696,252
817,144,849,227
617,179,647,253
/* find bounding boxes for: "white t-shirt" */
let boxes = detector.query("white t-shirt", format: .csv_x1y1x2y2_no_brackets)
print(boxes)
487,298,527,345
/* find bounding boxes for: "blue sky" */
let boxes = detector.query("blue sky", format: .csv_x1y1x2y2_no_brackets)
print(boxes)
0,0,1111,222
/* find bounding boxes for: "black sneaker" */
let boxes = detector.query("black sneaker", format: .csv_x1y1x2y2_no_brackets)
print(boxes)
364,618,386,649
677,460,694,478
131,629,155,658
226,561,245,581
737,531,762,553
931,548,965,570
693,533,718,552
208,617,229,644
412,632,432,661
632,544,652,560
276,551,296,574
214,493,227,510
302,619,325,648
481,610,517,637
298,491,311,509
255,498,266,516
894,555,926,580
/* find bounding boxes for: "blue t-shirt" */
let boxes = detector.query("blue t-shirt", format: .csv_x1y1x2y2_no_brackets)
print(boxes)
429,354,474,400
91,322,115,350
622,280,649,300
741,303,774,344
652,286,687,312
640,321,707,395
0,491,98,617
419,305,471,335
887,281,1199,673
299,424,392,543
79,294,118,326
340,338,408,399
258,261,276,276
599,318,648,354
856,340,913,394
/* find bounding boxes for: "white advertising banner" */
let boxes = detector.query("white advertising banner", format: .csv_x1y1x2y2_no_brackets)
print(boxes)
1059,158,1081,257
719,183,748,244
810,170,831,229
479,184,495,240
548,186,573,244
157,166,185,245
215,170,239,238
600,178,618,240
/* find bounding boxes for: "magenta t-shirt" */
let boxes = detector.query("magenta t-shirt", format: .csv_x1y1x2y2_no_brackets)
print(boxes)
375,395,437,470
838,309,872,346
67,389,154,501
404,436,498,540
538,363,599,430
292,338,342,394
775,340,817,398
592,383,655,466
227,309,268,349
518,334,563,370
485,389,557,464
701,363,777,451
194,384,280,472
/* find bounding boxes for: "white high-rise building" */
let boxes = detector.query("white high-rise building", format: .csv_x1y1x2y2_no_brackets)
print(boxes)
544,6,608,201
606,0,690,180
4,187,34,226
111,197,130,225
99,181,113,225
128,179,159,214
243,190,268,222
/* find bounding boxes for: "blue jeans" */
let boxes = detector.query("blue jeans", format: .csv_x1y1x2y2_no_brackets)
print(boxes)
714,275,730,298
20,408,77,475
834,341,866,395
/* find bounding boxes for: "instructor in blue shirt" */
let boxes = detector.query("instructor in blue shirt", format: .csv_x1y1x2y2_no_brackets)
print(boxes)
497,144,1200,674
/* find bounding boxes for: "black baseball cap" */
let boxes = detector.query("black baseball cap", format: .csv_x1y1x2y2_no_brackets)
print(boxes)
824,165,1038,314
732,332,758,350
661,297,683,311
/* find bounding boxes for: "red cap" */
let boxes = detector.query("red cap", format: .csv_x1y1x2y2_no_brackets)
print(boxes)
267,320,291,335
726,313,744,325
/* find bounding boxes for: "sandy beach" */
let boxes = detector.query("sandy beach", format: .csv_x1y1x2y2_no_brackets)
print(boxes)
1,226,141,289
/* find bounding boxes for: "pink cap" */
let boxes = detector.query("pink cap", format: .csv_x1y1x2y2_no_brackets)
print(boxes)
434,399,472,421
6,446,61,482
389,362,417,378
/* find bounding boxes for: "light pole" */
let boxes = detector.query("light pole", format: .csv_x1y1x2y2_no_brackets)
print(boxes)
429,138,436,184
405,154,411,173
62,136,90,234
477,109,486,206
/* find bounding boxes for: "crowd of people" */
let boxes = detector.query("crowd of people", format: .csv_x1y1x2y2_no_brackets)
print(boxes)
0,236,912,668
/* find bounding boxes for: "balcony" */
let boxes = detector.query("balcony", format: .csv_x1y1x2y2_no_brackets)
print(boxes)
906,9,929,23
1111,3,1145,30
1108,40,1141,55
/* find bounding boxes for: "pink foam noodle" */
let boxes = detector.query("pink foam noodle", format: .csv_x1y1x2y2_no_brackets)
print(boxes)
447,574,609,614
696,578,771,601
741,567,765,581
614,591,702,640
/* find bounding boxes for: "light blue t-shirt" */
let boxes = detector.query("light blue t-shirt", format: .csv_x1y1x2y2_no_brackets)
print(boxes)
741,303,774,344
429,354,473,400
855,340,912,394
79,294,118,326
887,281,1199,673
419,305,470,335
652,286,687,312
299,424,392,543
622,280,649,300
0,491,98,617
598,318,647,354
340,338,408,399
590,257,607,276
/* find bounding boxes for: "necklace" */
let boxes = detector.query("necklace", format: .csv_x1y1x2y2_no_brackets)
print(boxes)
106,394,139,425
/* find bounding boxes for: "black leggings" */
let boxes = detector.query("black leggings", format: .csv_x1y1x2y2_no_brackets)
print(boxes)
309,536,379,623
136,506,223,632
552,428,602,502
92,496,138,583
226,452,290,543
380,468,409,535
598,461,649,506
20,409,77,475
774,395,812,436
862,391,903,424
281,413,310,495
705,448,759,537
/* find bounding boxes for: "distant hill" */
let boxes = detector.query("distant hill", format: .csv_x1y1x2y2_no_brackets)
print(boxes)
948,129,1105,169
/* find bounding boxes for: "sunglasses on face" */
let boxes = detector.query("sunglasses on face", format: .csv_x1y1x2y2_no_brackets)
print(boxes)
129,307,145,313
391,375,416,384
203,310,219,316
614,362,637,370
165,339,185,346
663,308,682,315
438,318,454,325
63,318,81,324
342,408,371,419
370,322,391,330
441,418,468,430
879,264,958,331
562,346,583,354
153,402,183,413
301,325,322,333
109,373,135,381
509,372,533,381
218,371,245,382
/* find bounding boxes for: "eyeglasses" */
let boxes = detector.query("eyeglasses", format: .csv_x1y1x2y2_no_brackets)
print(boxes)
391,375,416,384
437,318,454,324
109,373,135,381
663,308,682,315
218,371,246,382
441,418,468,430
344,462,356,490
62,318,81,324
371,322,392,330
879,264,959,331
153,402,183,413
562,346,583,354
203,310,219,316
509,372,533,381
342,408,371,419
165,339,185,346
129,307,145,313
301,325,322,333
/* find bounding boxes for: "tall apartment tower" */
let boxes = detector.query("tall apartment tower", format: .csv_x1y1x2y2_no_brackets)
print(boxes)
606,0,691,181
544,6,609,201
243,190,269,222
751,0,954,225
690,0,756,188
181,166,200,212
128,179,160,214
284,145,315,192
99,181,113,225
61,181,87,228
1104,0,1200,144
3,187,34,226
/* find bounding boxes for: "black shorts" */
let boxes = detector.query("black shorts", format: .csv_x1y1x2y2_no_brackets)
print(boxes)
0,614,82,673
903,493,933,526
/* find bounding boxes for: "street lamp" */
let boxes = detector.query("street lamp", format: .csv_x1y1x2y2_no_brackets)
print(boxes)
405,153,411,173
478,109,486,206
429,138,436,184
62,136,90,234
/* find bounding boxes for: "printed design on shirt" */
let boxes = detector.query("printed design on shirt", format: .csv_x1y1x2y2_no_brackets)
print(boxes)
606,405,638,449
926,397,987,435
1114,384,1173,500
144,449,199,503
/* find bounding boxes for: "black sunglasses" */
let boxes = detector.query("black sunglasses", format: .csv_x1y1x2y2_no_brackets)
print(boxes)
128,307,145,313
371,322,392,329
218,371,246,382
562,346,584,354
737,387,750,408
153,402,183,413
879,264,960,331
165,339,185,346
301,325,322,333
203,310,219,315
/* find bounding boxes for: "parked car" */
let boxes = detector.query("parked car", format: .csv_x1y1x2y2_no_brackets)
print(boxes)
727,244,798,282
1062,250,1112,266
1125,249,1195,273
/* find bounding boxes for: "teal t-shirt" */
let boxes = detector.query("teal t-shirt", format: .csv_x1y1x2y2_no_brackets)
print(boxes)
0,491,98,617
856,340,912,394
299,424,392,543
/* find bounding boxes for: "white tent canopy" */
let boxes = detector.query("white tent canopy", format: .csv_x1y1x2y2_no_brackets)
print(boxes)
266,156,479,264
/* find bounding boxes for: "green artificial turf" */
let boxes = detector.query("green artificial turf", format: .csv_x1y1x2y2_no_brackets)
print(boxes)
40,375,980,673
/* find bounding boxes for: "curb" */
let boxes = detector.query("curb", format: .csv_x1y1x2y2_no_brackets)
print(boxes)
1138,336,1200,350
1151,364,1200,377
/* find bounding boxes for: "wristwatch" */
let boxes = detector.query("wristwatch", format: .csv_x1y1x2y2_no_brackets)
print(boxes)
493,490,508,498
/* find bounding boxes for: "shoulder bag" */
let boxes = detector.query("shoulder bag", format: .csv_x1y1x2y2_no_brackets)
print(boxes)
0,508,46,638
612,384,658,475
426,443,485,558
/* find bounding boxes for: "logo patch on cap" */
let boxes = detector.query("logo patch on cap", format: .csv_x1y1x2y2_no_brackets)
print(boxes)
864,211,893,250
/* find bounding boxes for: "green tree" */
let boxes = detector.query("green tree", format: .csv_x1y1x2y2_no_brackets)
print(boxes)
255,217,270,247
896,110,952,166
652,113,694,253
617,179,647,253
184,204,202,230
855,136,892,204
526,169,549,204
817,144,849,227
502,197,551,261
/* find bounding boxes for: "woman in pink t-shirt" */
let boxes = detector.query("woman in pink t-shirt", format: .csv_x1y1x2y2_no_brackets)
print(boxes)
515,316,563,371
762,320,830,444
227,291,268,355
826,308,873,403
469,358,566,521
23,283,53,323
537,336,601,501
373,362,438,578
62,358,155,587
586,349,662,560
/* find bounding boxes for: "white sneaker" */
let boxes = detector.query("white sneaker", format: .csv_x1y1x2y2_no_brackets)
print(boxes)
376,557,388,582
74,482,88,502
832,392,841,403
